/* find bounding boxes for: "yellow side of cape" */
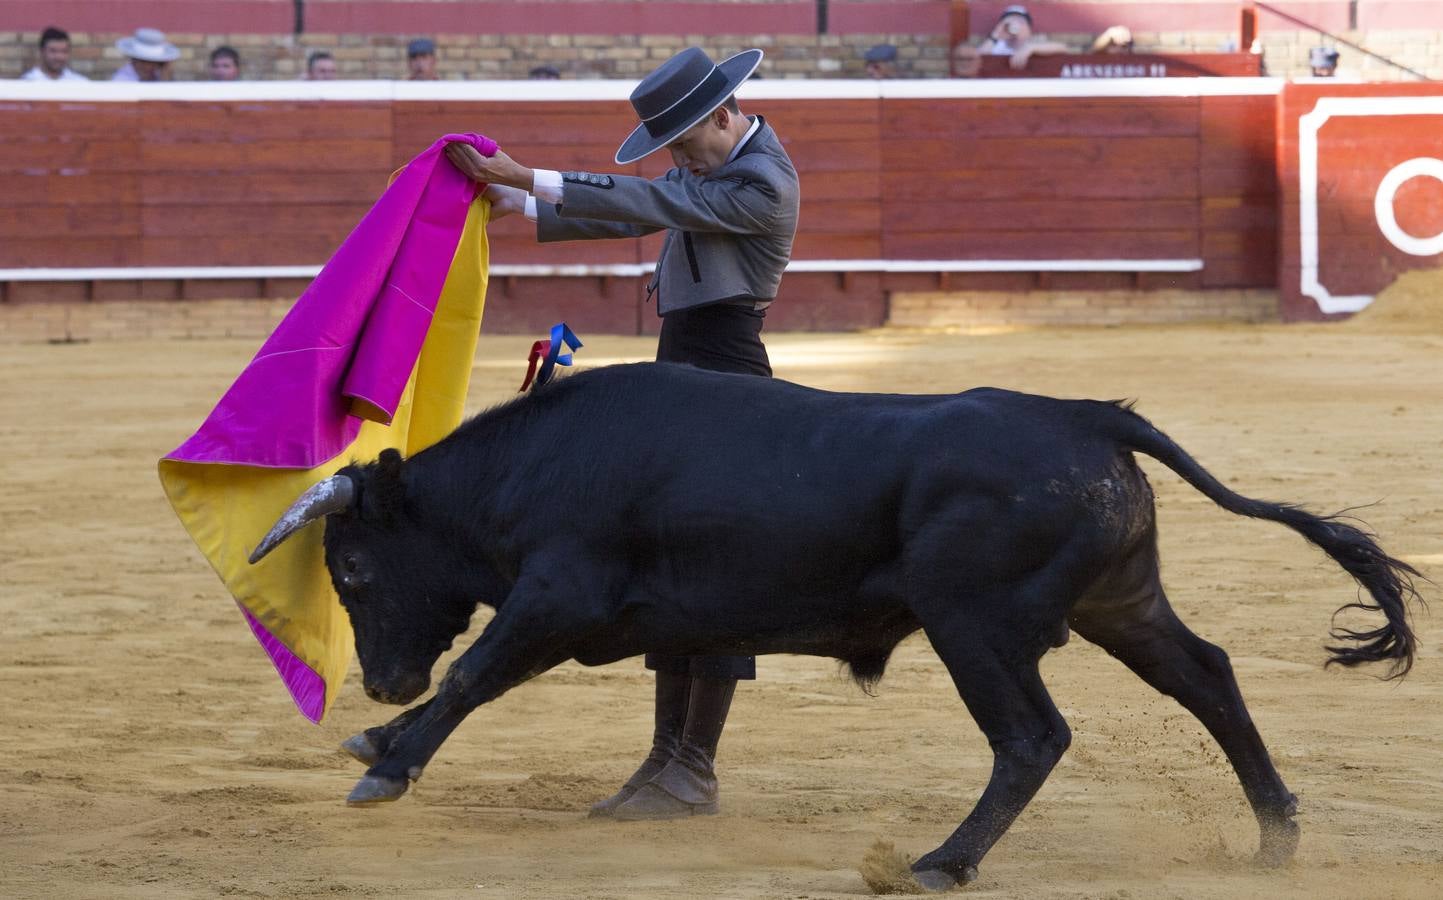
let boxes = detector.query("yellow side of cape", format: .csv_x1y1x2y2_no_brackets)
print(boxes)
158,198,490,722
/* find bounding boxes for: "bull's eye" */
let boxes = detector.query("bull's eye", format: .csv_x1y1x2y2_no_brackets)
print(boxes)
342,555,359,574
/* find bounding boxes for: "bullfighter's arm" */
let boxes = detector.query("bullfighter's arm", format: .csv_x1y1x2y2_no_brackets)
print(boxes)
527,169,664,240
446,141,777,237
545,165,780,236
533,201,663,242
449,143,661,242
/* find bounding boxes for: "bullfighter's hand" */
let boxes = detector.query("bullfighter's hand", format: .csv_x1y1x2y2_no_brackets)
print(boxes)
482,183,527,220
445,142,534,191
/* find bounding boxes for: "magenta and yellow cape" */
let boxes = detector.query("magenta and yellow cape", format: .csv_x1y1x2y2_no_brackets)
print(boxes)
159,134,496,722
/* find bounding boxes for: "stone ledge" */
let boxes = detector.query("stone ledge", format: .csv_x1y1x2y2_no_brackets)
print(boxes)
888,289,1279,328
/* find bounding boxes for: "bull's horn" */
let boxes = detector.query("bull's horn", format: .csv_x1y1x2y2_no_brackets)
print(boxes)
248,474,356,564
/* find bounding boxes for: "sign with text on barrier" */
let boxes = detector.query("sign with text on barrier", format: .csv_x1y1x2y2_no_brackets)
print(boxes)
974,53,1265,79
1282,85,1443,319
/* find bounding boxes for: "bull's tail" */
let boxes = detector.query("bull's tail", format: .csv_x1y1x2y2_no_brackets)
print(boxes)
1095,401,1423,679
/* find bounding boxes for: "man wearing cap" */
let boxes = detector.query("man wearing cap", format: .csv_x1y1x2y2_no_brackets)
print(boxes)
980,5,1068,71
445,46,798,822
1309,47,1339,77
407,38,439,81
110,28,180,82
864,43,898,79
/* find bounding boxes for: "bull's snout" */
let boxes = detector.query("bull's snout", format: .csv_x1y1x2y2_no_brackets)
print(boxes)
364,674,429,705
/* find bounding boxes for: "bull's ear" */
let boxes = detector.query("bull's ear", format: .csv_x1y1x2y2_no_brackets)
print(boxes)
248,474,357,564
377,448,404,472
371,448,408,524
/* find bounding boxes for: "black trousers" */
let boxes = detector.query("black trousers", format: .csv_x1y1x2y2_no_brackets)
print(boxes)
646,302,770,680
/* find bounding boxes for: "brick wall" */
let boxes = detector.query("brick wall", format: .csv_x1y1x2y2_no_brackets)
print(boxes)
4,20,1440,82
0,30,953,82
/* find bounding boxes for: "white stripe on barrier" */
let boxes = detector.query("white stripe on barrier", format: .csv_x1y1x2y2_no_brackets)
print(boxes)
0,259,1203,283
0,78,1283,104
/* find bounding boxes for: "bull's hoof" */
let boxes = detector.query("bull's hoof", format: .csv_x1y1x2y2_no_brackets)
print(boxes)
1256,818,1300,868
340,733,380,766
912,867,976,892
346,774,408,806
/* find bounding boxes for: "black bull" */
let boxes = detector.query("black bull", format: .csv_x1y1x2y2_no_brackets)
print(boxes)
251,362,1420,890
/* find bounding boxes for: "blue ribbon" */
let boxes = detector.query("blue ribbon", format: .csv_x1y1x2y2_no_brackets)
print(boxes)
522,323,583,391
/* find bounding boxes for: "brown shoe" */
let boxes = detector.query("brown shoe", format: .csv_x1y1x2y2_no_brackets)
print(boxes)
611,757,719,820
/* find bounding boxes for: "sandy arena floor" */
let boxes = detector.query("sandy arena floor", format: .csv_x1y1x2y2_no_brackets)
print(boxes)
2,317,1441,899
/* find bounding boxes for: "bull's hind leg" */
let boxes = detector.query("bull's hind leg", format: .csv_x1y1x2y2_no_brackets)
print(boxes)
909,615,1072,889
1069,579,1299,865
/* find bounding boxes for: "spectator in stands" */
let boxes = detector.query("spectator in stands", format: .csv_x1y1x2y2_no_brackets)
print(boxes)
980,5,1068,71
951,42,982,78
529,65,561,80
1309,46,1339,77
306,51,338,81
21,26,87,81
209,46,241,81
863,43,898,79
111,28,179,82
1090,25,1135,54
407,38,440,80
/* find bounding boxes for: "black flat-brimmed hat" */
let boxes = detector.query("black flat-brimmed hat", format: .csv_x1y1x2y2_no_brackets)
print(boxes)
615,47,764,165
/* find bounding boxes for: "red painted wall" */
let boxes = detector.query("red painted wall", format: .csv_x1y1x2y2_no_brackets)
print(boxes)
1277,82,1443,321
0,93,1277,270
7,82,1443,327
10,1,1439,37
0,91,1279,331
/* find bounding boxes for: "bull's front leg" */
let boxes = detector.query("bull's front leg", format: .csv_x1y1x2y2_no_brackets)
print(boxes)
346,577,587,805
340,699,433,766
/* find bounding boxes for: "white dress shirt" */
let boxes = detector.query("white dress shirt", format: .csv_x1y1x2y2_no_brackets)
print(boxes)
21,66,88,81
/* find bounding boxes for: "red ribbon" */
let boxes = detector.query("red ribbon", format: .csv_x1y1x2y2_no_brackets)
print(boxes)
519,339,551,392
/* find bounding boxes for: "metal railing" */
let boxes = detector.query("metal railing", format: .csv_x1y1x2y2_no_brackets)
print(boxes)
1253,1,1432,80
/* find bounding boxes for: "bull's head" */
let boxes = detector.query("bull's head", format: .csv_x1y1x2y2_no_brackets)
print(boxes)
250,449,480,705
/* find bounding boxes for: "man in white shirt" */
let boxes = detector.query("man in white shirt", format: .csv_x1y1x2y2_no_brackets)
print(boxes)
980,5,1070,71
20,27,88,81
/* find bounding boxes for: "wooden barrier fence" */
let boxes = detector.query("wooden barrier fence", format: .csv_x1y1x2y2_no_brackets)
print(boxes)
2,79,1440,335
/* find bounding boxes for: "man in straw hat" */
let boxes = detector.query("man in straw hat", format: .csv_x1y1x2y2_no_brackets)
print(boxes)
445,46,799,821
110,27,180,82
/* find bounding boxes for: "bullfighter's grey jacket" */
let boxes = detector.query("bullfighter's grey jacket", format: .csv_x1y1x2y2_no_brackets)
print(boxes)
536,117,799,315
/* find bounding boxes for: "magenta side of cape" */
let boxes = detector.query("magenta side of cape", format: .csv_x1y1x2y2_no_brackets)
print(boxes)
240,603,327,723
165,132,498,470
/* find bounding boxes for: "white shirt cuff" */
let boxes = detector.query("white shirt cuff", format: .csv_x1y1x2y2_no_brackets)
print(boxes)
524,194,539,221
532,168,564,204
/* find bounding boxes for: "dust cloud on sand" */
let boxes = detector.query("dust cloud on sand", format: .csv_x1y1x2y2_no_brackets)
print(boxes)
857,839,922,894
2,319,1441,898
